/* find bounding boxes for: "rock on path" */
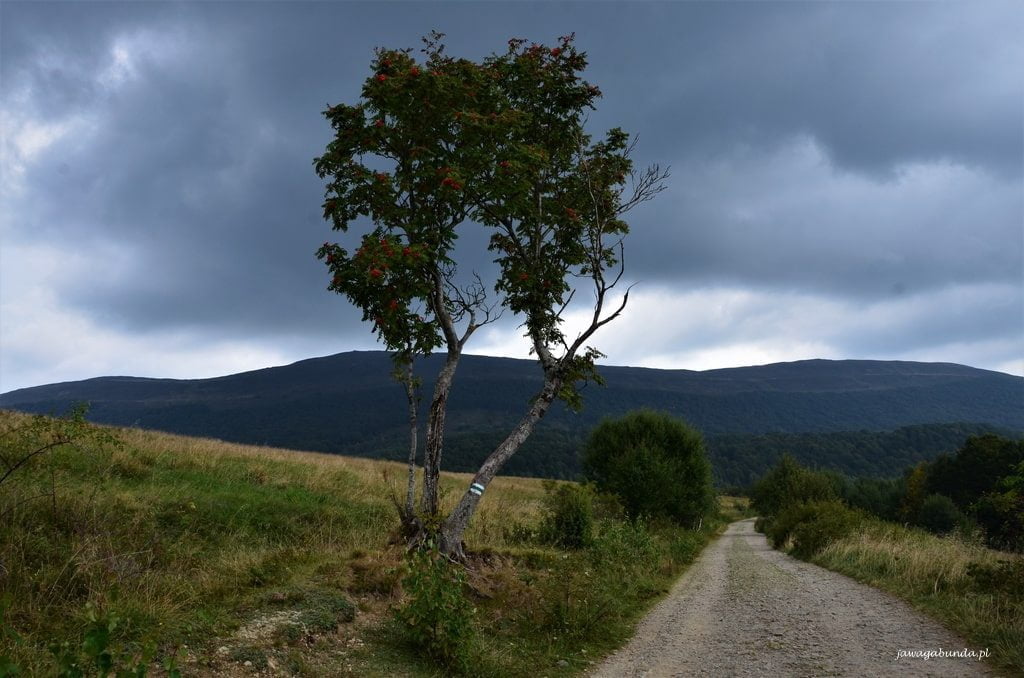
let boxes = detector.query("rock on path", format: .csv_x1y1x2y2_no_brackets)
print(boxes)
591,518,991,677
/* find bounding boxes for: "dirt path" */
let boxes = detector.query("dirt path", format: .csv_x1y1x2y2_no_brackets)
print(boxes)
591,519,991,677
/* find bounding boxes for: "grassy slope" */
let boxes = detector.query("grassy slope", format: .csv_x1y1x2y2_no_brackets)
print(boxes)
0,410,722,676
812,521,1023,677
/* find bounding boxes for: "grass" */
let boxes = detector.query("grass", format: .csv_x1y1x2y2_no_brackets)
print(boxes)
718,495,752,522
812,520,1023,676
0,410,723,676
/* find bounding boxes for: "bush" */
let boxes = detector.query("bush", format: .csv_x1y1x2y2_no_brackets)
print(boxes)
967,558,1024,596
667,530,704,567
916,494,963,535
750,454,837,519
537,519,664,643
582,411,714,525
972,460,1024,552
395,546,475,673
539,482,594,549
769,500,863,559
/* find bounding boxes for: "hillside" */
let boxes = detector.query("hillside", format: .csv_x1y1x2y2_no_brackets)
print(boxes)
0,410,722,676
2,351,1021,480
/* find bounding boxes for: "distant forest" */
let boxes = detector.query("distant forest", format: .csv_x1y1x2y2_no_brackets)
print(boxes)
323,421,1018,488
3,352,1021,486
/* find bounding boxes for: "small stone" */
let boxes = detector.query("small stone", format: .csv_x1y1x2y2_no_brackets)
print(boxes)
217,646,229,655
243,660,253,667
557,659,569,667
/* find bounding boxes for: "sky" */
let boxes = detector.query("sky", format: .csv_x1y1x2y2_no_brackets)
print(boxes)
1,1,1022,393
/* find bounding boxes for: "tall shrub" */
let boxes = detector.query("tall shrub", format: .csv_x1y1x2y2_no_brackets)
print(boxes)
749,454,837,518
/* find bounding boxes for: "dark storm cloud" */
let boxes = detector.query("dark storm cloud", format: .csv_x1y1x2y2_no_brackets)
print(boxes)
2,1,1021,389
627,2,1023,177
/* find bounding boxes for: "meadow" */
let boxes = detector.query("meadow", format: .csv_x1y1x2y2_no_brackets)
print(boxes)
814,520,1023,675
0,410,723,676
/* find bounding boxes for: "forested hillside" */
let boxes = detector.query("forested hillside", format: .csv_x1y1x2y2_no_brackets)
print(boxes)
2,351,1020,482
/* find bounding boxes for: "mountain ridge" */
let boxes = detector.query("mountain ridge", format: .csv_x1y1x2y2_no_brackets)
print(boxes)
2,351,1020,483
3,352,1011,400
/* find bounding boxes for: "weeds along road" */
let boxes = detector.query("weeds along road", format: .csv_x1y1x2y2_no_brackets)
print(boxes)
592,518,990,678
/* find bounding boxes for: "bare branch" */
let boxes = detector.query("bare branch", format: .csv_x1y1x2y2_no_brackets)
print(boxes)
619,163,671,215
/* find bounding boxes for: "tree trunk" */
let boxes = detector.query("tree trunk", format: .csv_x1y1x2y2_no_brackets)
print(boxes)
421,349,461,518
403,360,418,520
440,377,562,559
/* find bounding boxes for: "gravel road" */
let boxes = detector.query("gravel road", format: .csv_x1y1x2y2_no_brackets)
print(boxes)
591,518,991,677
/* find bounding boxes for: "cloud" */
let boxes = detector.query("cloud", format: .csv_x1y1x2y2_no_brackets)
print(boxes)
633,136,1021,298
0,240,376,392
0,1,1020,391
470,282,1023,376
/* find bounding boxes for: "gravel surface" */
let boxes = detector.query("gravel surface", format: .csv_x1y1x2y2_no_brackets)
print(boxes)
591,519,992,677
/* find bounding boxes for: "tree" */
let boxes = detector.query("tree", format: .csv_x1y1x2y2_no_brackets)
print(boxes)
314,33,667,557
899,462,929,524
926,434,1024,510
582,411,714,525
315,33,503,535
749,454,837,519
974,460,1024,551
916,493,962,535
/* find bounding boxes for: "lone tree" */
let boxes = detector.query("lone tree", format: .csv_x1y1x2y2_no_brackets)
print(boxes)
314,33,668,558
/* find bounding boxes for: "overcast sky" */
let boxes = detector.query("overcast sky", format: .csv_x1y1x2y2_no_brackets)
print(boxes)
2,1,1022,393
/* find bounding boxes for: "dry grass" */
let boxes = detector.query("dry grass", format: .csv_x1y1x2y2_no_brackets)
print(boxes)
5,410,724,676
816,519,1024,675
718,495,752,521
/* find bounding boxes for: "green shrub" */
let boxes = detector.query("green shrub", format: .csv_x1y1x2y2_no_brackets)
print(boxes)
967,558,1024,596
769,500,864,559
395,546,475,673
45,603,181,678
582,411,714,525
972,460,1024,552
916,494,963,535
539,482,594,549
537,519,667,644
587,520,659,575
298,591,356,633
750,454,837,519
667,530,704,567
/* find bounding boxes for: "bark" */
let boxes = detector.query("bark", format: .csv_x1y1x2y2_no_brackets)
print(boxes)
403,360,418,520
421,348,460,517
440,376,562,559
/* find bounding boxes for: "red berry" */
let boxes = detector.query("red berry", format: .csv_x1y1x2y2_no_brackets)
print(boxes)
409,66,420,76
375,119,384,127
377,74,387,82
370,268,382,278
550,48,562,57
